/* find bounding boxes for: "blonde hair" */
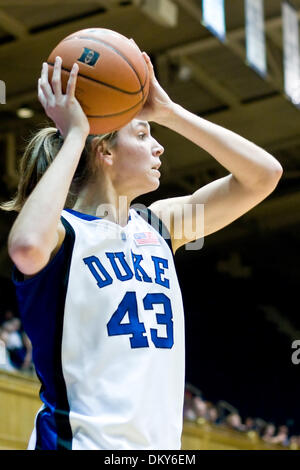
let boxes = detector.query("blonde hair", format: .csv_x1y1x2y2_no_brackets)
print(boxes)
0,126,118,213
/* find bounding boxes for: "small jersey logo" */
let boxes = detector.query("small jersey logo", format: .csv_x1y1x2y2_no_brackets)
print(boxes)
134,232,161,246
78,48,100,66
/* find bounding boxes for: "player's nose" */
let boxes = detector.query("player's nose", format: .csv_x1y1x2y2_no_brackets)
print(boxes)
153,142,164,157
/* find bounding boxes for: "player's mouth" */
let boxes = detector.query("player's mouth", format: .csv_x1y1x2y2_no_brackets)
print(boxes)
151,161,161,171
152,168,161,177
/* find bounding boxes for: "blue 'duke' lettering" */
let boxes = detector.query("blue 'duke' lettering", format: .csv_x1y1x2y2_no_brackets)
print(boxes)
107,291,174,349
83,250,170,289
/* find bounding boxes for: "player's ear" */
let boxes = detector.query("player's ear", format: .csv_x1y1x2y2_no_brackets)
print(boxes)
92,137,113,167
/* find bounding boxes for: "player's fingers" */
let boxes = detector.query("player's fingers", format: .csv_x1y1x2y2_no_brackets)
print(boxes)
66,62,79,99
37,78,47,107
51,56,63,98
142,52,155,79
40,62,54,98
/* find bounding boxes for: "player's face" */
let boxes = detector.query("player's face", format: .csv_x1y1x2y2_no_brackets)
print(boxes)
111,119,164,199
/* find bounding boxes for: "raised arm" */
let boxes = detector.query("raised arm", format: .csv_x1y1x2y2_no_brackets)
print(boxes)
8,56,89,275
156,103,283,188
134,51,283,252
151,104,283,252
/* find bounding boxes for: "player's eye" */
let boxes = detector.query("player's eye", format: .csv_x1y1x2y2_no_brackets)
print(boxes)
138,133,147,139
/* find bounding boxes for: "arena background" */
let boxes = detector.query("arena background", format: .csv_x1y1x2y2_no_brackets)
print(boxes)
0,0,299,442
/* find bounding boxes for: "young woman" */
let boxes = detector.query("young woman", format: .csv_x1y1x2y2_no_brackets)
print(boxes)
2,46,282,450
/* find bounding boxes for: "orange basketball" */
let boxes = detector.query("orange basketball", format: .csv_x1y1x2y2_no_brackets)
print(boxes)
47,28,149,134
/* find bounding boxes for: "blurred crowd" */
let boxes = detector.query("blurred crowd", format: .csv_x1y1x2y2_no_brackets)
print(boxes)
0,308,34,374
183,383,300,449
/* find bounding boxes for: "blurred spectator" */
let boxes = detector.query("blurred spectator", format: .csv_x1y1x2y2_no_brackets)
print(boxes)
183,389,197,421
253,418,268,435
182,383,299,447
0,317,32,372
244,417,256,431
206,403,219,424
261,422,276,443
193,395,208,420
225,412,246,432
269,425,289,446
217,400,239,424
0,325,15,372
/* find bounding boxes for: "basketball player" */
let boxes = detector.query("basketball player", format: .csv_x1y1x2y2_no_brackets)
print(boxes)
2,50,282,450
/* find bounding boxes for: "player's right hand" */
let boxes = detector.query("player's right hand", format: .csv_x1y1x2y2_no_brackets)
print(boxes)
38,56,90,139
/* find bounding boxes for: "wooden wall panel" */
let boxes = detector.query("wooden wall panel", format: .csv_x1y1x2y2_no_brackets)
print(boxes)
0,370,41,450
0,370,293,451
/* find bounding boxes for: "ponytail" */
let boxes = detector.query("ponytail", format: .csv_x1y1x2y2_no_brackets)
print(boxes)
0,126,118,213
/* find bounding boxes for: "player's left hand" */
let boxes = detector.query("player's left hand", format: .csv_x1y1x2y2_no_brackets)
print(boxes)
133,45,174,123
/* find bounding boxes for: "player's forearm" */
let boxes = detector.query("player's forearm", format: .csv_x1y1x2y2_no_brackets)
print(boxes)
157,102,283,188
8,129,86,251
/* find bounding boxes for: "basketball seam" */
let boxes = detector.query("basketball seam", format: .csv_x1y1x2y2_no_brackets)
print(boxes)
47,62,145,95
61,35,148,95
86,95,144,118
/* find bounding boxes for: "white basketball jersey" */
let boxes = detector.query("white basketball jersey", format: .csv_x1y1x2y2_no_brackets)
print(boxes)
12,207,185,450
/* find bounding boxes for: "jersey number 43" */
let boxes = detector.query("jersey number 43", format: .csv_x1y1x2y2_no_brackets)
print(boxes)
107,291,174,349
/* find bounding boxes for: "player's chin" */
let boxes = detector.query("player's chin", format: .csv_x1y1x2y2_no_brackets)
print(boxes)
148,173,161,190
140,176,160,195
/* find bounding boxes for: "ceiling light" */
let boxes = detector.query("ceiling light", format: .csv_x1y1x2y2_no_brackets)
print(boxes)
178,64,192,81
16,107,34,119
133,0,178,28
